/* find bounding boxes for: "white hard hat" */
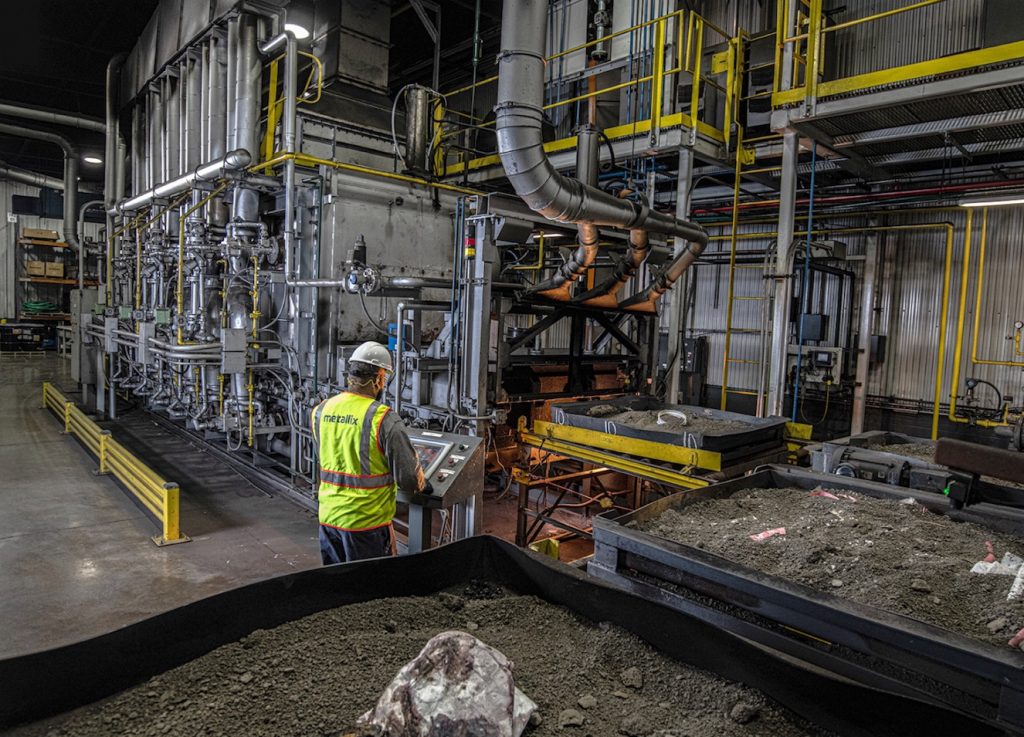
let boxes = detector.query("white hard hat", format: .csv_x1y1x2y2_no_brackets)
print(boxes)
349,341,394,372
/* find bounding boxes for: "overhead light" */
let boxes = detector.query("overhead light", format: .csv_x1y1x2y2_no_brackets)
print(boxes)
83,155,103,165
959,193,1024,208
284,23,310,40
529,231,565,241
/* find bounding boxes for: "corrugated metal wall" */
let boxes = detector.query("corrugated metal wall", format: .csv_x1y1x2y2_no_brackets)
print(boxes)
827,0,987,79
1,180,104,319
687,208,1024,408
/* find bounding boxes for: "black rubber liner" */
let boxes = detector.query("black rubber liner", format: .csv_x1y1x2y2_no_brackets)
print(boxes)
0,536,1009,736
589,466,1024,734
551,396,788,452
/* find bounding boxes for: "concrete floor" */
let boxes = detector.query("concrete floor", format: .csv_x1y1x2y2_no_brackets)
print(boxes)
0,353,321,658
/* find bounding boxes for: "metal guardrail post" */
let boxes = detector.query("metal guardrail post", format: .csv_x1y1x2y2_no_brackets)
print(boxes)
40,382,189,546
157,483,188,546
95,431,112,475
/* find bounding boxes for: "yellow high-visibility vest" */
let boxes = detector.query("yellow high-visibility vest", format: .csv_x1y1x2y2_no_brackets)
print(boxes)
312,392,396,531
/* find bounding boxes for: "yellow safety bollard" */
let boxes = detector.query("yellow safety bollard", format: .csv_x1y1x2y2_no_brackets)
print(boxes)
154,483,189,546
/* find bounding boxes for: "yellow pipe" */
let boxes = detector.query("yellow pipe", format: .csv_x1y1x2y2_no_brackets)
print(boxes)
105,210,148,304
969,207,1024,368
263,59,279,163
249,255,261,338
443,9,689,97
947,208,974,423
720,124,746,410
651,19,666,138
690,18,704,130
247,369,254,448
932,223,955,440
176,183,229,344
218,373,225,417
704,222,955,438
252,152,481,196
508,233,546,271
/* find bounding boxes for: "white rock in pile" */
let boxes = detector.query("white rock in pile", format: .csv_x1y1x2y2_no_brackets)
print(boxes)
358,631,537,737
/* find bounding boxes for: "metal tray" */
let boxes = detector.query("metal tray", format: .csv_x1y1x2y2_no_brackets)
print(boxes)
0,536,1008,736
551,396,788,452
589,466,1024,734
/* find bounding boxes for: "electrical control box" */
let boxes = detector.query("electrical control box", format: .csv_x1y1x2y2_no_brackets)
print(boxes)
681,336,709,373
788,344,843,385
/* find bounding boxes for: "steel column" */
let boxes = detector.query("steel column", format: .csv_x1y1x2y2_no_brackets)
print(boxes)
851,224,879,434
767,131,799,417
665,146,694,403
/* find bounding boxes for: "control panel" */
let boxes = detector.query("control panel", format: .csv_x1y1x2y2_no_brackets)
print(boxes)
403,429,485,508
788,344,843,385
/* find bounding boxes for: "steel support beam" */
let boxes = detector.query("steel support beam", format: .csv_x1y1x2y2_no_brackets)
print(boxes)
833,108,1024,149
777,64,1024,125
851,224,879,435
767,131,799,418
665,146,694,403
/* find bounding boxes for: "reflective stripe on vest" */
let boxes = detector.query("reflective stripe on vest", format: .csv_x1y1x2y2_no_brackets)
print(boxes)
314,392,397,531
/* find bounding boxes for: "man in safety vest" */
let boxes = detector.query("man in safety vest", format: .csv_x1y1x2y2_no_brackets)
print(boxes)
312,341,426,564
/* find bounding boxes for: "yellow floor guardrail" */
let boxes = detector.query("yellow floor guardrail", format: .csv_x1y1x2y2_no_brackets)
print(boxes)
41,382,189,546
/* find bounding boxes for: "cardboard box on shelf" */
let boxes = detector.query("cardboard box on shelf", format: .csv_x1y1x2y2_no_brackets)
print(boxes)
22,228,60,241
26,261,46,276
44,262,65,278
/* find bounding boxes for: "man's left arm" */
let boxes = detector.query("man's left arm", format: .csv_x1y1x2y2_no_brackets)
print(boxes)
379,412,426,492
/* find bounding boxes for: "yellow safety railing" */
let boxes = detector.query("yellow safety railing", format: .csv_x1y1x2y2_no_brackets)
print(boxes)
440,8,742,176
773,0,1024,108
41,382,189,546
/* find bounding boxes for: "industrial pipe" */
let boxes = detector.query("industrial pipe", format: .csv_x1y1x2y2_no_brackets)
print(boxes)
0,162,64,190
393,300,451,415
576,229,650,308
530,126,601,299
494,0,707,246
111,149,250,215
0,122,80,253
105,54,126,275
0,101,105,133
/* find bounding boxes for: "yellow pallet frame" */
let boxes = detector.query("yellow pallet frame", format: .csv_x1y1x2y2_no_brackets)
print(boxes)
42,382,189,546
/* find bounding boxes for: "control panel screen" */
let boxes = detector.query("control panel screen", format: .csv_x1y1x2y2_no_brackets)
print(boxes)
414,443,443,471
410,437,452,478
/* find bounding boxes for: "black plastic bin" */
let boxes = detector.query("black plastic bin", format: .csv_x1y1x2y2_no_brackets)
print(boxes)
0,535,1011,736
590,466,1024,734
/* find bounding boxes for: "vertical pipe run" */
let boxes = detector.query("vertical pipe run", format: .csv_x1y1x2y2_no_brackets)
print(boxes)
850,224,879,434
233,14,261,161
767,131,799,417
665,146,694,403
790,145,817,422
404,86,432,176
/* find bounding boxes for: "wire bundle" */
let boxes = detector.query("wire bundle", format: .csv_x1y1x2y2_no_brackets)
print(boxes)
21,300,60,314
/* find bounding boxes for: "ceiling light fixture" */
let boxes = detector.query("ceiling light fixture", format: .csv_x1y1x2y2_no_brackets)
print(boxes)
959,193,1024,208
529,231,565,241
284,23,310,40
83,155,103,165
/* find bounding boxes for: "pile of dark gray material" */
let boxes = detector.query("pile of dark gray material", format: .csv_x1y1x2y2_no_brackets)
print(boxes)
586,405,750,435
634,487,1024,647
9,585,830,737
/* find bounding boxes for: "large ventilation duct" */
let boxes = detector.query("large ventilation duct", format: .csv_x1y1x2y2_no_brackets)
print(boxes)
495,0,707,311
531,125,601,300
0,122,80,253
0,162,65,190
0,102,105,133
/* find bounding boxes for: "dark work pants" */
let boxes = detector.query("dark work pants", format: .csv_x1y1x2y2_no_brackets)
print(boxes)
319,524,393,565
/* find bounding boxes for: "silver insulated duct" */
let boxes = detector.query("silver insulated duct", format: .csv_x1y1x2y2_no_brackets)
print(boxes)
494,0,707,311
